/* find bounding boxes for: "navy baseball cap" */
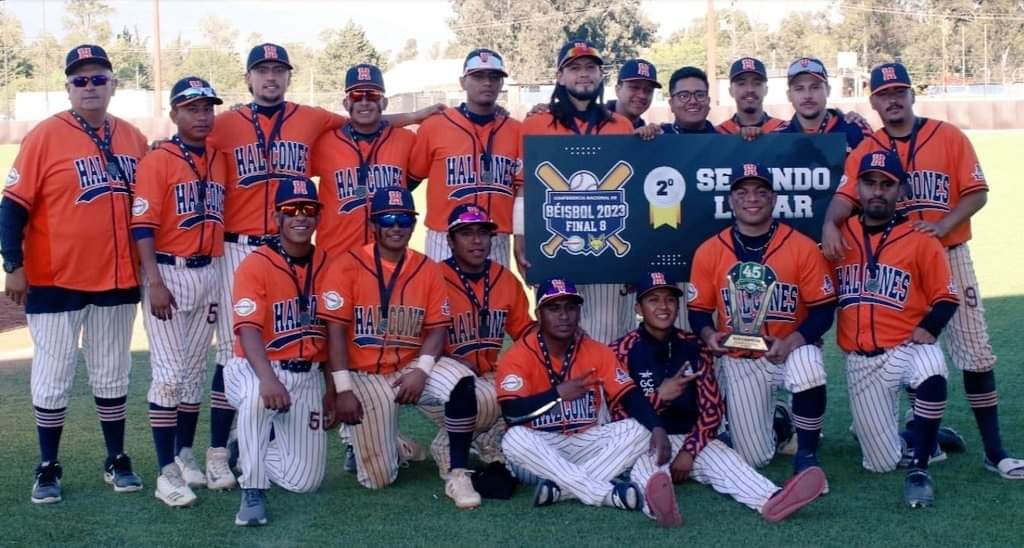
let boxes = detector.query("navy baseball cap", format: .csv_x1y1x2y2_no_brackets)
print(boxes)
730,163,773,190
169,76,223,107
535,278,583,307
618,59,661,88
787,57,828,83
857,150,907,184
447,204,498,232
870,62,912,94
65,44,112,75
345,64,385,92
370,186,416,216
463,49,508,77
557,39,603,70
635,272,682,302
729,57,767,81
275,176,319,208
247,43,293,71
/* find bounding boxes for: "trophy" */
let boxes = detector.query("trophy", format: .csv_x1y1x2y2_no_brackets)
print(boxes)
723,261,777,352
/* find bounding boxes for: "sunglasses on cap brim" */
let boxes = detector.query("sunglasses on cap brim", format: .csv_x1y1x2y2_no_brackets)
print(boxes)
373,212,415,228
172,86,222,105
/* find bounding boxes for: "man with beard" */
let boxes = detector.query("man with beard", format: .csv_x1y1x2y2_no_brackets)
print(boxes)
779,57,869,152
716,57,786,136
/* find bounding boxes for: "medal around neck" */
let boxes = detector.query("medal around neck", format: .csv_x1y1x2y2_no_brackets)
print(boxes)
723,261,777,352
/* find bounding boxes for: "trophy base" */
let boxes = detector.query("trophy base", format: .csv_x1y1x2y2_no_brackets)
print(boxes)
723,334,769,352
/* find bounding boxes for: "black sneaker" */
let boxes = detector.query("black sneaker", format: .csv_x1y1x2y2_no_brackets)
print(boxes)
31,461,63,504
104,453,143,493
904,467,935,508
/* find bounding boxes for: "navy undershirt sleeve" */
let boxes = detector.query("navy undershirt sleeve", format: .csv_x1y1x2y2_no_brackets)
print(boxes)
0,197,29,266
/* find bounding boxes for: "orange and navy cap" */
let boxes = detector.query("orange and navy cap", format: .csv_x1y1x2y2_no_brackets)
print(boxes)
787,57,828,83
65,44,112,75
274,176,319,208
635,272,682,302
463,49,508,77
858,150,907,184
557,39,603,70
729,57,767,81
370,186,416,216
345,64,385,92
618,59,661,88
870,62,912,94
246,43,293,71
169,76,223,107
447,204,498,232
536,278,583,307
729,162,773,190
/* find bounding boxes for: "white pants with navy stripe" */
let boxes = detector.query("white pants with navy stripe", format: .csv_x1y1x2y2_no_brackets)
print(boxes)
717,345,827,468
944,244,996,372
631,437,778,513
419,371,504,473
578,284,636,344
845,344,948,473
225,357,327,492
349,357,475,489
29,303,137,409
501,419,650,507
214,241,259,366
426,229,510,268
143,263,218,407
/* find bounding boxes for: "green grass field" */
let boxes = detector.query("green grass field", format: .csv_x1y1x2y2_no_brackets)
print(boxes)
0,134,1022,547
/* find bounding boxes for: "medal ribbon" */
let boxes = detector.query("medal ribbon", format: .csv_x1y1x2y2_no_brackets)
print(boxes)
446,258,492,338
730,221,778,265
373,245,406,335
860,215,899,291
170,135,209,215
272,239,316,328
249,103,288,234
537,331,577,387
69,110,126,184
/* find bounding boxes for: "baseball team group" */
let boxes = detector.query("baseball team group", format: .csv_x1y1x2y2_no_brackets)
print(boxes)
2,34,1020,529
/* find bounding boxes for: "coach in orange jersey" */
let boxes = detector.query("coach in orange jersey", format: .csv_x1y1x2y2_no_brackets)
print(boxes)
410,48,520,268
2,44,148,503
822,63,1023,480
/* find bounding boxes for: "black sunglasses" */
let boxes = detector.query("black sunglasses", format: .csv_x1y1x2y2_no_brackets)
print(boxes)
70,75,110,88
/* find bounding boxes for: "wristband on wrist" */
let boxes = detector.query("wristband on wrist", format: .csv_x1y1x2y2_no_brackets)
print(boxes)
513,196,525,235
413,354,436,376
331,370,354,393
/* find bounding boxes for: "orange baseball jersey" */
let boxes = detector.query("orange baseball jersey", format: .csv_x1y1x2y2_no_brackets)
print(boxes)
408,107,522,233
131,142,227,258
517,110,635,186
231,245,337,362
4,112,147,291
832,215,959,353
715,114,787,134
207,102,346,237
688,223,837,349
310,124,417,254
442,259,533,374
496,328,636,434
319,244,449,375
835,118,988,248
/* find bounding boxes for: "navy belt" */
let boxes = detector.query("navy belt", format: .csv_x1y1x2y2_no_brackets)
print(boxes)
854,349,886,357
277,359,314,373
225,232,272,246
155,252,212,268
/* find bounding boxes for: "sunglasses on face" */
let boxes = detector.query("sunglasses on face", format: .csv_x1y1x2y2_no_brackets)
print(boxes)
278,204,321,217
69,75,110,88
348,90,383,103
374,213,415,228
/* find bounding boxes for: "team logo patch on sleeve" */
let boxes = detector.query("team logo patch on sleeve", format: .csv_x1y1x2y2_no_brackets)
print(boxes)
5,168,19,187
948,278,958,295
132,196,149,216
233,298,257,317
614,367,630,385
686,284,698,303
972,164,985,182
441,297,451,316
500,374,523,392
322,291,343,311
822,275,835,295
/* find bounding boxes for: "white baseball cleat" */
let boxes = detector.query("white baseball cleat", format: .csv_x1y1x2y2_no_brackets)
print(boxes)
155,463,197,508
175,448,207,488
445,468,481,509
205,447,237,491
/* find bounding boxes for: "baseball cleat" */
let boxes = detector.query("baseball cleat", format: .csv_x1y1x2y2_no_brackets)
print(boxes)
155,463,197,508
762,465,826,523
533,479,562,507
644,471,682,528
104,453,143,493
773,402,797,456
344,445,357,474
31,461,63,504
175,448,206,488
792,454,829,495
227,437,241,476
205,447,237,491
429,432,449,480
235,488,268,526
898,444,947,468
609,481,643,511
445,468,482,509
398,433,427,463
936,427,967,454
903,467,935,508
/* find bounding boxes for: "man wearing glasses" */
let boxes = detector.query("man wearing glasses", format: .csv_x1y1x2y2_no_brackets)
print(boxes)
2,44,149,504
660,66,719,135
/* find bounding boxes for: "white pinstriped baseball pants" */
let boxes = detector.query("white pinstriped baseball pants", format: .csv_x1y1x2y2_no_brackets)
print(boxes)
845,343,948,473
28,303,137,409
944,244,996,372
225,357,327,492
425,229,511,268
142,263,218,408
717,345,827,468
419,372,504,473
578,284,636,344
214,241,259,366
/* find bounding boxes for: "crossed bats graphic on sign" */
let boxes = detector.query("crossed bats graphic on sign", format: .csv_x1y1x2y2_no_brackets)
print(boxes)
535,160,633,258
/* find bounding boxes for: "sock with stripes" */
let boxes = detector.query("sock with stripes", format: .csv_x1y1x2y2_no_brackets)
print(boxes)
34,406,67,463
444,376,477,470
910,376,946,470
95,396,127,458
176,402,201,454
792,385,826,461
210,364,236,448
963,370,1008,464
149,403,177,468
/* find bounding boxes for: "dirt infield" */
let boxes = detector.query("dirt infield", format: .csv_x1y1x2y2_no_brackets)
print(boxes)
0,298,26,333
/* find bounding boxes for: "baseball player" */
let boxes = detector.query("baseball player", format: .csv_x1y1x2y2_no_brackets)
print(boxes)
605,59,660,129
421,204,533,477
131,76,226,507
514,40,636,344
716,57,786,136
779,57,870,152
227,176,342,526
310,63,418,256
497,277,670,515
2,44,147,504
660,66,719,135
321,186,482,509
409,48,520,267
687,164,835,480
822,63,1022,480
831,150,959,507
615,272,827,526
